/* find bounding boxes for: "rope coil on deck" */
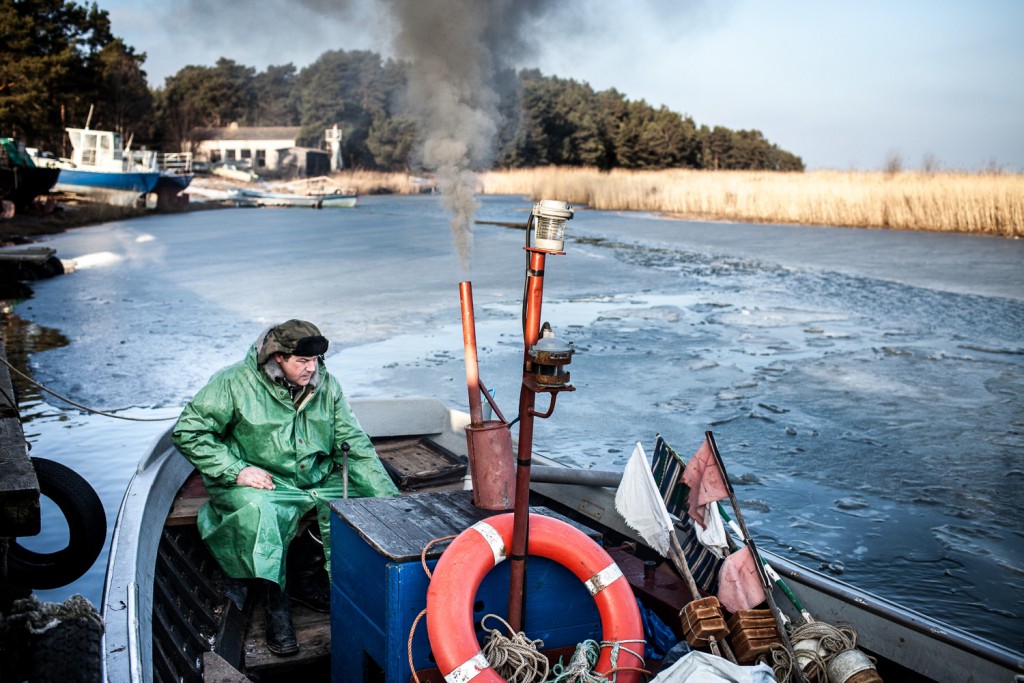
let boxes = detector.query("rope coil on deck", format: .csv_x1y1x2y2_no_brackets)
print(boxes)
549,639,648,683
479,615,550,683
769,621,865,683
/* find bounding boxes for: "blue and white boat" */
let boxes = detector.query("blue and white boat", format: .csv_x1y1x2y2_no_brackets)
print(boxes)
51,127,160,206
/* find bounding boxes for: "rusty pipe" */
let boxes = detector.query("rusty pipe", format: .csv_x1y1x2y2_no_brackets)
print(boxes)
461,281,516,510
507,248,549,632
459,281,483,424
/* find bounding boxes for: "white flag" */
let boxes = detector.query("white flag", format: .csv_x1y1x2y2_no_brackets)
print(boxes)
695,500,730,559
614,442,675,557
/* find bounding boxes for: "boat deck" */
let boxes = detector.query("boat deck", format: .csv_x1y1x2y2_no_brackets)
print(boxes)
159,436,471,681
160,446,682,682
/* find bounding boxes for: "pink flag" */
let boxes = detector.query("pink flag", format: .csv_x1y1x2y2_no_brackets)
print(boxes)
717,546,766,613
681,438,729,529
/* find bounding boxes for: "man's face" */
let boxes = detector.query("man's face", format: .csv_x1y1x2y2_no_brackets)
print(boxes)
276,354,318,386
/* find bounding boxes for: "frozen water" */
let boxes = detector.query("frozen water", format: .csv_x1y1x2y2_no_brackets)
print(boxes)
8,193,1024,652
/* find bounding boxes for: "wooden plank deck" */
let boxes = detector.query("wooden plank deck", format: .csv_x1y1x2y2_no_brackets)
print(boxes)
161,436,472,678
243,602,330,674
165,470,208,526
0,338,39,537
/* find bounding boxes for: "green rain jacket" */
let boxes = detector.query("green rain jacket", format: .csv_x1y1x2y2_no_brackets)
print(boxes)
172,338,399,587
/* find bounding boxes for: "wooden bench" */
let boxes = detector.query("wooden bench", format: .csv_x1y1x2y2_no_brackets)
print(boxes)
165,436,468,528
166,470,209,527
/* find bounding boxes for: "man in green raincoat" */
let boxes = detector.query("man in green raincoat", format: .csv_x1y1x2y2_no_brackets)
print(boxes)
172,320,399,656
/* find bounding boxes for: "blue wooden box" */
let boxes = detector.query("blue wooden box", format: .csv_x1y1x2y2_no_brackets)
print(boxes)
329,490,602,682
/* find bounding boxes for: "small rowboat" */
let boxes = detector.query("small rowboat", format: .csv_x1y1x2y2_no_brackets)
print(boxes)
101,396,1024,683
101,199,1023,682
226,188,358,209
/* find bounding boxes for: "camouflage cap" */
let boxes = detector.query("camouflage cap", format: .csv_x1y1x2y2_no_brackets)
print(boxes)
257,320,329,365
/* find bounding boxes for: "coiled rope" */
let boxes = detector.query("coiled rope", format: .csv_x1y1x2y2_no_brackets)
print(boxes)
0,356,176,421
549,640,602,682
480,614,550,682
1,594,102,635
770,621,860,683
549,639,648,683
408,536,647,683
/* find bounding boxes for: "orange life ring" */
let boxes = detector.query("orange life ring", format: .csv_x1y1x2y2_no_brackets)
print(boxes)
426,512,644,682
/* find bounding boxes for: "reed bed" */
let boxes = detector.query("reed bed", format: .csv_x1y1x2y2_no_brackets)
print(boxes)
477,167,1024,238
321,169,438,196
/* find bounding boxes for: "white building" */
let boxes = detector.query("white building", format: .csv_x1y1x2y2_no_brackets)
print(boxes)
192,124,301,171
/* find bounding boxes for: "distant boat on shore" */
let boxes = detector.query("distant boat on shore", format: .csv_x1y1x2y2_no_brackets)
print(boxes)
0,137,61,213
227,187,358,208
39,127,159,207
212,163,259,183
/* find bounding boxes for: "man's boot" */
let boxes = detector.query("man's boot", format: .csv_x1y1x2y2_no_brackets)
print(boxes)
288,528,331,613
263,580,299,656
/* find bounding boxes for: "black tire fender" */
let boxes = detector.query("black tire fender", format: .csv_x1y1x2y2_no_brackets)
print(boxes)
7,457,106,590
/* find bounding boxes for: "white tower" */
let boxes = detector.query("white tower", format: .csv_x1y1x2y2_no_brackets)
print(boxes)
325,124,343,172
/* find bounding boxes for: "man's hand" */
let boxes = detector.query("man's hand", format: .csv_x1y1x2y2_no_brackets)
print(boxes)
236,466,275,490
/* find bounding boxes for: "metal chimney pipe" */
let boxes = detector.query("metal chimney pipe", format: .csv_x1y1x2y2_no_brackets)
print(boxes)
459,281,483,424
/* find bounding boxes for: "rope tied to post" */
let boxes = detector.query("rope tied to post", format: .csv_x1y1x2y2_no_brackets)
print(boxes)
0,356,176,421
549,638,648,683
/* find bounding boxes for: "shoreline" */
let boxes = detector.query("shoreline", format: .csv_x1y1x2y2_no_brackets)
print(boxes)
4,169,1019,246
0,198,230,247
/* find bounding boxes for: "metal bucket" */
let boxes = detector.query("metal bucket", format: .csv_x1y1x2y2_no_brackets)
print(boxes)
827,648,882,683
794,637,827,678
465,420,516,510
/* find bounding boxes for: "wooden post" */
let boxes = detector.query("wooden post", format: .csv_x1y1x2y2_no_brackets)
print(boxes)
706,431,806,682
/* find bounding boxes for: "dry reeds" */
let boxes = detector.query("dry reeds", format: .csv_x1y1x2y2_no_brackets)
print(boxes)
323,169,437,196
477,167,1024,238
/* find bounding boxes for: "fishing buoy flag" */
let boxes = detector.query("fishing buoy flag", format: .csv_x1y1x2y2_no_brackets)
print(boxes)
615,442,676,557
681,437,730,529
716,545,767,613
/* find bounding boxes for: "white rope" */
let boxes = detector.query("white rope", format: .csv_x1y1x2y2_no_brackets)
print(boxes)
548,639,647,683
602,639,647,682
479,614,550,683
549,640,601,683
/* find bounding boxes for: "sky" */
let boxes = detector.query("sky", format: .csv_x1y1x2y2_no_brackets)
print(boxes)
98,0,1024,172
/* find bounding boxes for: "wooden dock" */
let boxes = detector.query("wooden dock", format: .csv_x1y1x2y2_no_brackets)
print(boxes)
0,336,39,540
0,247,64,280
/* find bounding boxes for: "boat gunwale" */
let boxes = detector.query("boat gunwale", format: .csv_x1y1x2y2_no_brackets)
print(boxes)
102,397,1024,683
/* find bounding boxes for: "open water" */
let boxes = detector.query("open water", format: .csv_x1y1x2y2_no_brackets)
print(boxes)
5,194,1023,654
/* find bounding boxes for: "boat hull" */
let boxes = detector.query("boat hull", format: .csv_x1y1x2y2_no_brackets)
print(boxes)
154,173,194,209
0,166,61,210
228,188,357,208
154,173,193,193
55,169,160,206
102,397,1024,683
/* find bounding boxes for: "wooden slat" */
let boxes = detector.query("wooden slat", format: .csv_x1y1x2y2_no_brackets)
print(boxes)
330,489,601,563
202,651,253,683
166,471,208,526
243,603,330,672
0,340,39,536
163,436,468,527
